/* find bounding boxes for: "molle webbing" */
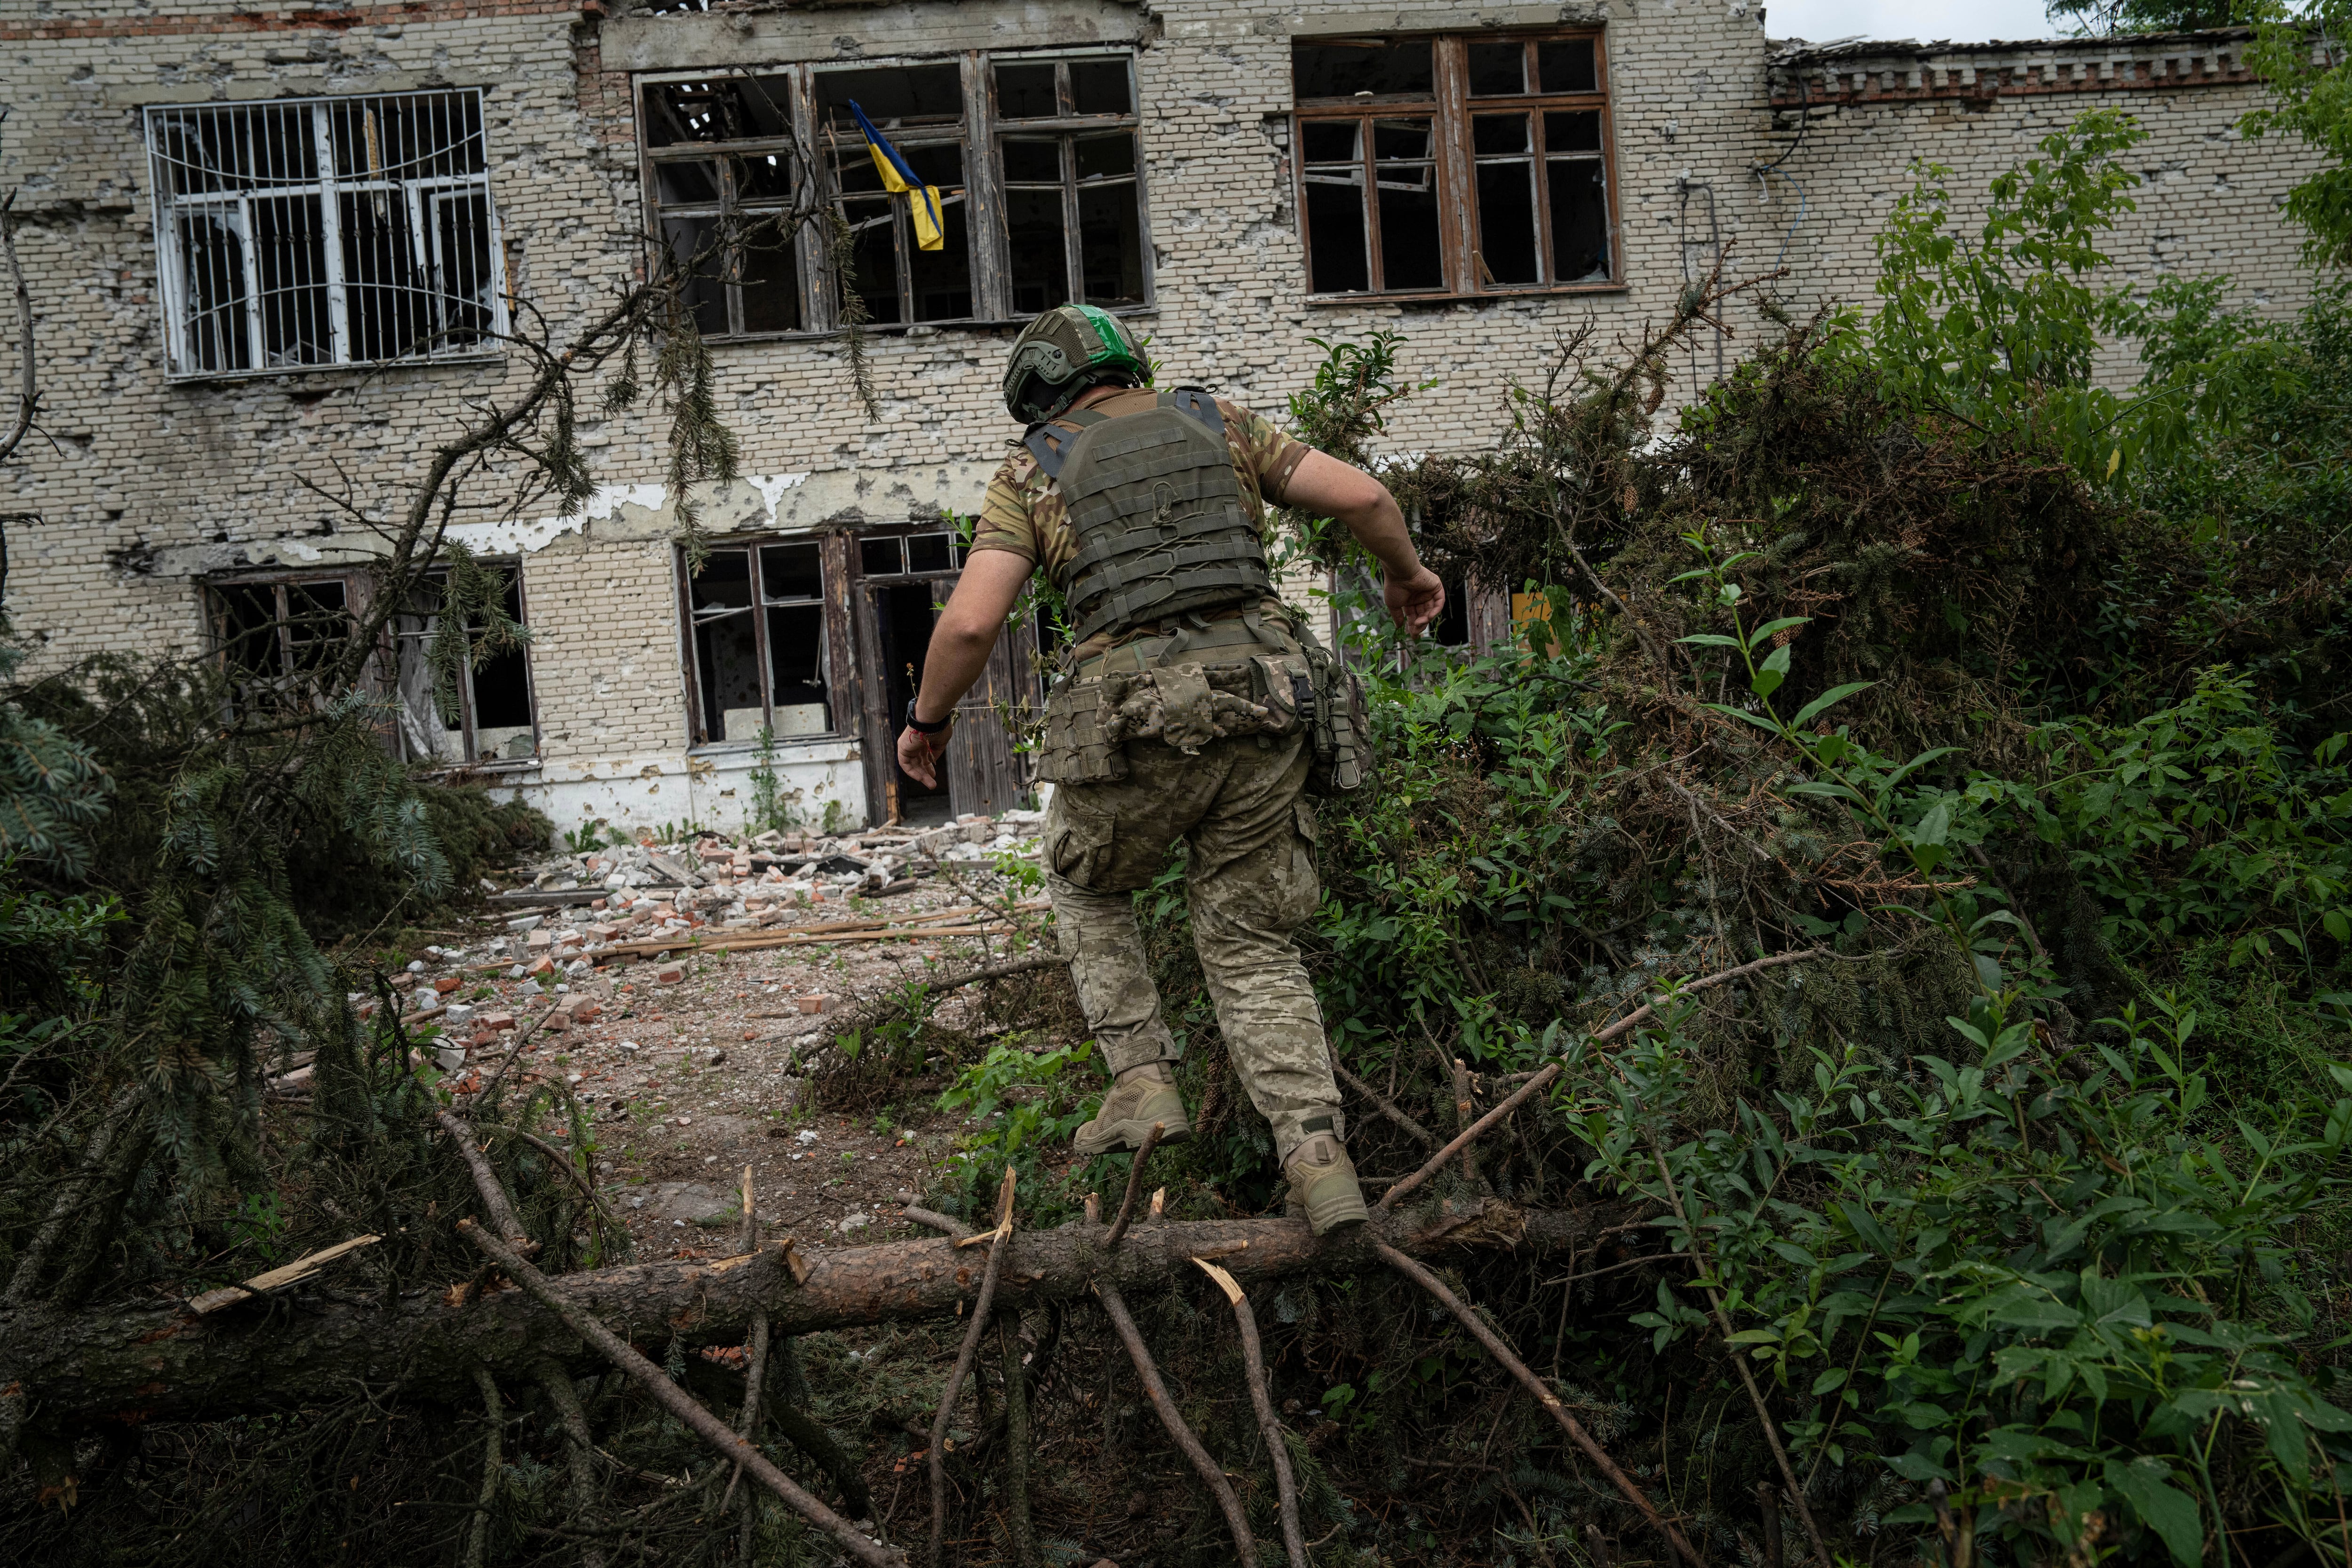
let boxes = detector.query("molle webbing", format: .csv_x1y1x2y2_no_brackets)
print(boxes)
1024,389,1273,646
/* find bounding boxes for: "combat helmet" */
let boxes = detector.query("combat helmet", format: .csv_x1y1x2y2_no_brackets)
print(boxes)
1001,304,1149,425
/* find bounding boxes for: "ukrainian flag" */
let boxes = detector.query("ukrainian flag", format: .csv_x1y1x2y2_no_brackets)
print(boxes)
847,101,946,252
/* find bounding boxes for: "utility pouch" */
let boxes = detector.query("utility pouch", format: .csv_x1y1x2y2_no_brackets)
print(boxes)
1298,634,1369,796
1249,653,1312,733
1035,677,1128,786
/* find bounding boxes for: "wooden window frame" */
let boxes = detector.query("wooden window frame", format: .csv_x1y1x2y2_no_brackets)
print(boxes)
677,534,860,750
635,49,1153,341
202,571,368,713
1292,28,1624,302
639,75,812,338
389,561,542,768
986,53,1153,315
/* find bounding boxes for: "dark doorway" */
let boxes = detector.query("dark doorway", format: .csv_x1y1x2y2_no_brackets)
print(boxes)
873,582,953,825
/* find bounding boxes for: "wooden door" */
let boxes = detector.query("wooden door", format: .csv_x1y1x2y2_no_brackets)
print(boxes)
938,579,1040,819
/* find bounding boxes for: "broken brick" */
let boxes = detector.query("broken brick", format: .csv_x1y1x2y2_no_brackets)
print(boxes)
482,1012,516,1033
434,976,463,995
655,965,685,985
570,1002,603,1024
796,995,828,1015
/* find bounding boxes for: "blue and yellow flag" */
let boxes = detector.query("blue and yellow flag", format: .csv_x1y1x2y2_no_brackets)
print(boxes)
847,101,945,252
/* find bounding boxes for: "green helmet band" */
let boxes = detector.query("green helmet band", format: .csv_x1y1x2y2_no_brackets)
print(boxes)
1001,304,1150,424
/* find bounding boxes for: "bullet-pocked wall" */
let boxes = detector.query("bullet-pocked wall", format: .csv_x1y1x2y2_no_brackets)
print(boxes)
0,4,2328,837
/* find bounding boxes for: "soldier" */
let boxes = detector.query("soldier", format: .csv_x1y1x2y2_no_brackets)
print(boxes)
896,305,1444,1234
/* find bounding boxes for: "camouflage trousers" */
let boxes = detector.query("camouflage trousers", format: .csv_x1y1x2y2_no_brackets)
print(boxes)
1042,730,1345,1164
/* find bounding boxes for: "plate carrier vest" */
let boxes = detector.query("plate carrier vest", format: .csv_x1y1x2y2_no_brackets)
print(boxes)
1022,387,1274,646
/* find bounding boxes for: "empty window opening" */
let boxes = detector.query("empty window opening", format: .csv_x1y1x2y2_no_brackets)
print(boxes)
1293,40,1436,99
147,92,503,376
643,76,806,336
636,51,1151,331
206,576,356,713
686,540,838,745
392,566,537,765
818,65,971,326
1295,31,1615,297
993,55,1146,312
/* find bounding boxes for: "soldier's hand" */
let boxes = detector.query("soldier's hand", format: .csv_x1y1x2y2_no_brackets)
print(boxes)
897,720,951,788
1387,565,1446,638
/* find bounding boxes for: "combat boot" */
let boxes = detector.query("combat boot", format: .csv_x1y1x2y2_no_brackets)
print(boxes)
1284,1132,1369,1235
1072,1063,1192,1158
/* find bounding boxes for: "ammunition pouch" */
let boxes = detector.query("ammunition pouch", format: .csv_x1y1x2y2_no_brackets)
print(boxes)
1033,610,1368,796
1298,631,1368,797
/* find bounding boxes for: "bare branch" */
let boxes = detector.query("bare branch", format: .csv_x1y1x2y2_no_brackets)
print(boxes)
1377,1242,1707,1568
458,1219,905,1568
1096,1281,1256,1563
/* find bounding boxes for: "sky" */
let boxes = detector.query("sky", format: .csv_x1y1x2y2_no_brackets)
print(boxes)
1763,0,2065,44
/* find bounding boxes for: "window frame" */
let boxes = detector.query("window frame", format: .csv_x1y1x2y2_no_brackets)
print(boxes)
633,49,1154,341
143,89,509,380
639,75,816,338
389,562,542,769
1291,28,1623,302
676,533,857,750
985,52,1152,317
201,571,366,714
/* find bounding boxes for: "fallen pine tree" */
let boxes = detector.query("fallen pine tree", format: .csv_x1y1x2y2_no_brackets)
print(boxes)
0,1194,1624,1434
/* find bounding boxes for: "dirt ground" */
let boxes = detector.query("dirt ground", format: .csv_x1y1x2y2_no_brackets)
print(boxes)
373,813,1061,1263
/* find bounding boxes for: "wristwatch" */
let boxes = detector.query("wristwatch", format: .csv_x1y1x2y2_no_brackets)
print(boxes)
905,699,952,735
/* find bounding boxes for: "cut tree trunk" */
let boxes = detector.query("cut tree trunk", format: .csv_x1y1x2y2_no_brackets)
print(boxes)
4,1199,1618,1435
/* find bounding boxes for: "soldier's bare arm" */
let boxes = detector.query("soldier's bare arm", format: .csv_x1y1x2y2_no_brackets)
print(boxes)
897,549,1033,788
1278,451,1446,637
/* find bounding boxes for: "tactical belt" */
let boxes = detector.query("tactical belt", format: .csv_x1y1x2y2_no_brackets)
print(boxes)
1058,607,1300,685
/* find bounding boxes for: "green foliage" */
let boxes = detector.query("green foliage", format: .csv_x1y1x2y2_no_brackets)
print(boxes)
1974,671,2352,968
1867,111,2193,481
2044,0,2241,33
2243,1,2352,266
936,1036,1099,1161
1583,988,2352,1568
1251,201,2351,1551
747,724,793,834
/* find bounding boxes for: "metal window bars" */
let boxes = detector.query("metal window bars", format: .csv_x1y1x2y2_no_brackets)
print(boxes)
145,90,507,377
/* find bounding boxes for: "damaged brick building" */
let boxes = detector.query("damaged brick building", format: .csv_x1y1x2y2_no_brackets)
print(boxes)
0,0,2328,835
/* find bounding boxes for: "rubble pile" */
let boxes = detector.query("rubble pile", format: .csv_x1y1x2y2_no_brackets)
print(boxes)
301,807,1057,1249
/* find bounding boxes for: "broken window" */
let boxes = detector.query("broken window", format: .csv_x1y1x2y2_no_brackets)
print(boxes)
391,566,538,765
205,575,358,712
633,50,1150,333
146,92,505,376
1295,31,1617,297
685,540,840,745
993,54,1148,312
858,528,965,580
816,64,975,325
642,76,809,336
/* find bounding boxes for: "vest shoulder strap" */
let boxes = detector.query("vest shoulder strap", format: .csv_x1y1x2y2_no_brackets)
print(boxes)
1165,386,1225,441
1021,407,1114,482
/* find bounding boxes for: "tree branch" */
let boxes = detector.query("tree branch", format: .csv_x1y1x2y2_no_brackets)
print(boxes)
458,1220,903,1568
1097,1281,1255,1563
1377,1242,1707,1568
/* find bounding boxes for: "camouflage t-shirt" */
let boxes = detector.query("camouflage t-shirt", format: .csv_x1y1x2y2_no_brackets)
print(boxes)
971,388,1312,595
